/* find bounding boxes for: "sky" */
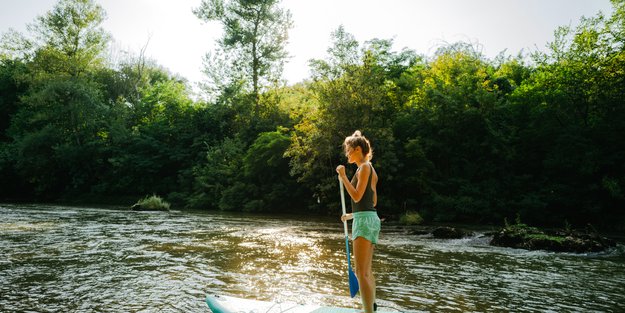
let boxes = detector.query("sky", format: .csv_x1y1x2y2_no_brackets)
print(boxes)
0,0,615,93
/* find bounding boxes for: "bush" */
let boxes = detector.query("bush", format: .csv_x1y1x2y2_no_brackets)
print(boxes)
132,194,170,211
400,211,423,225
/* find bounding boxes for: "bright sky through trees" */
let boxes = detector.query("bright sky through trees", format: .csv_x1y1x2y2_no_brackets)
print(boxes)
1,0,613,89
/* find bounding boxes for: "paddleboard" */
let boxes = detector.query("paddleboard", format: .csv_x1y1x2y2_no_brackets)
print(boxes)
206,295,397,313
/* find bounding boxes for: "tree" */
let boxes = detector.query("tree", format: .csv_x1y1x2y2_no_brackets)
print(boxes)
288,27,419,214
309,25,360,81
0,59,30,198
507,0,625,225
0,59,28,142
1,0,110,197
2,0,109,78
242,128,301,212
194,0,293,111
191,137,247,210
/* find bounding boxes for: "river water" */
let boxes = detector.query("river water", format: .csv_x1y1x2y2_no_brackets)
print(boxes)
1,204,624,312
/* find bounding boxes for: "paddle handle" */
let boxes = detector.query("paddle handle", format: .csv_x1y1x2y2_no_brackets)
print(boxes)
339,178,348,236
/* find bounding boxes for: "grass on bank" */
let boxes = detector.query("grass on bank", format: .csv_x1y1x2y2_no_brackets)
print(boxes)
400,211,424,225
133,194,170,211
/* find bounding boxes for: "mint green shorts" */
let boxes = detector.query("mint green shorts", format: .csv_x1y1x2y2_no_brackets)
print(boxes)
352,211,381,244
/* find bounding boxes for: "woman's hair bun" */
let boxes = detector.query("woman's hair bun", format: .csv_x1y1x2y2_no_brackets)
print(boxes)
343,130,373,160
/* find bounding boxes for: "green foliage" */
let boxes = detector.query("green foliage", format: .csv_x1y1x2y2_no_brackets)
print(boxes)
0,0,624,229
399,211,424,225
504,1,625,225
564,219,572,233
2,0,109,78
190,137,246,210
191,129,306,212
242,129,303,212
7,77,107,196
99,78,207,199
134,194,170,211
289,29,416,211
0,59,28,142
309,25,361,80
194,0,293,107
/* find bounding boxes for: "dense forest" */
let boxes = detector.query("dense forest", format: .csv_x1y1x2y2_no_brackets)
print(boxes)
1,0,624,229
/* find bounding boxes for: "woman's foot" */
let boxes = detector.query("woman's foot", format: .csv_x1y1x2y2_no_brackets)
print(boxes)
374,302,377,311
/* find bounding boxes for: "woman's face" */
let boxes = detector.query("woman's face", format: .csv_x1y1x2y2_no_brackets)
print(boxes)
345,145,361,164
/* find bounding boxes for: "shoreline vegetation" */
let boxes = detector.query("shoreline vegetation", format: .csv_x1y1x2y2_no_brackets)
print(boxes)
490,222,617,253
130,195,170,211
1,0,624,231
394,212,620,253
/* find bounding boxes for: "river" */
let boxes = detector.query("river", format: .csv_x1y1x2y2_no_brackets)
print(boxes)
1,204,624,312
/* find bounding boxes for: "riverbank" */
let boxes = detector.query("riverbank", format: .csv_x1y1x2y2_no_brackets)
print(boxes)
383,221,625,248
490,222,617,253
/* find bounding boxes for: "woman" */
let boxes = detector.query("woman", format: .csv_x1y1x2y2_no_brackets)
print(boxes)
336,130,380,313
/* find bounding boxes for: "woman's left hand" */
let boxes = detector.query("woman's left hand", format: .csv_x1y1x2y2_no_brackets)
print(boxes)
341,213,353,222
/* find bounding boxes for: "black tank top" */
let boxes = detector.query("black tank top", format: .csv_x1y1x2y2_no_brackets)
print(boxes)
350,163,375,212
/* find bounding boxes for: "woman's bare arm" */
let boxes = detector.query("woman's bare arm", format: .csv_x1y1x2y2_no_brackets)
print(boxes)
371,167,377,207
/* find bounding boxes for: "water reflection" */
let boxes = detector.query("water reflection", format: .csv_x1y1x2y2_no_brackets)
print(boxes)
1,204,624,312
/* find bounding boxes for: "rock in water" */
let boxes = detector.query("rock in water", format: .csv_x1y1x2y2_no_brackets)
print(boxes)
490,224,616,253
432,226,473,239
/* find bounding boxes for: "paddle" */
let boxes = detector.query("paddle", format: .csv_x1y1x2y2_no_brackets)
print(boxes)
339,178,359,298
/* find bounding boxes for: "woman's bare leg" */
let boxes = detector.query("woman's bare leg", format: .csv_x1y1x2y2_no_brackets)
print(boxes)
370,244,376,305
354,237,375,313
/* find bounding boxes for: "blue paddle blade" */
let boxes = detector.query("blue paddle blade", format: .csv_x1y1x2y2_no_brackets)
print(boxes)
348,266,359,298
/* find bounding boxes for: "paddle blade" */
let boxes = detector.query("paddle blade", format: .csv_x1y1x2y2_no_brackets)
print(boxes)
348,266,359,298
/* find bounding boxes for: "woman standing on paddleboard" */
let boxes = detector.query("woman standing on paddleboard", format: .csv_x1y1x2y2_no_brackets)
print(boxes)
336,130,381,313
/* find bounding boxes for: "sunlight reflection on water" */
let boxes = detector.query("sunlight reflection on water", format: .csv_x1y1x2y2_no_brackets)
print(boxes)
1,204,624,312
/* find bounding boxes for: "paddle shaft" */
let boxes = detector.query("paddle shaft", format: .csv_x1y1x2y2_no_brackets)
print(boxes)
339,179,351,267
339,177,360,298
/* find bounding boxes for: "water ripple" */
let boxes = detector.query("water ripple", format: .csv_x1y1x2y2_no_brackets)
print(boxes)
1,204,624,312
